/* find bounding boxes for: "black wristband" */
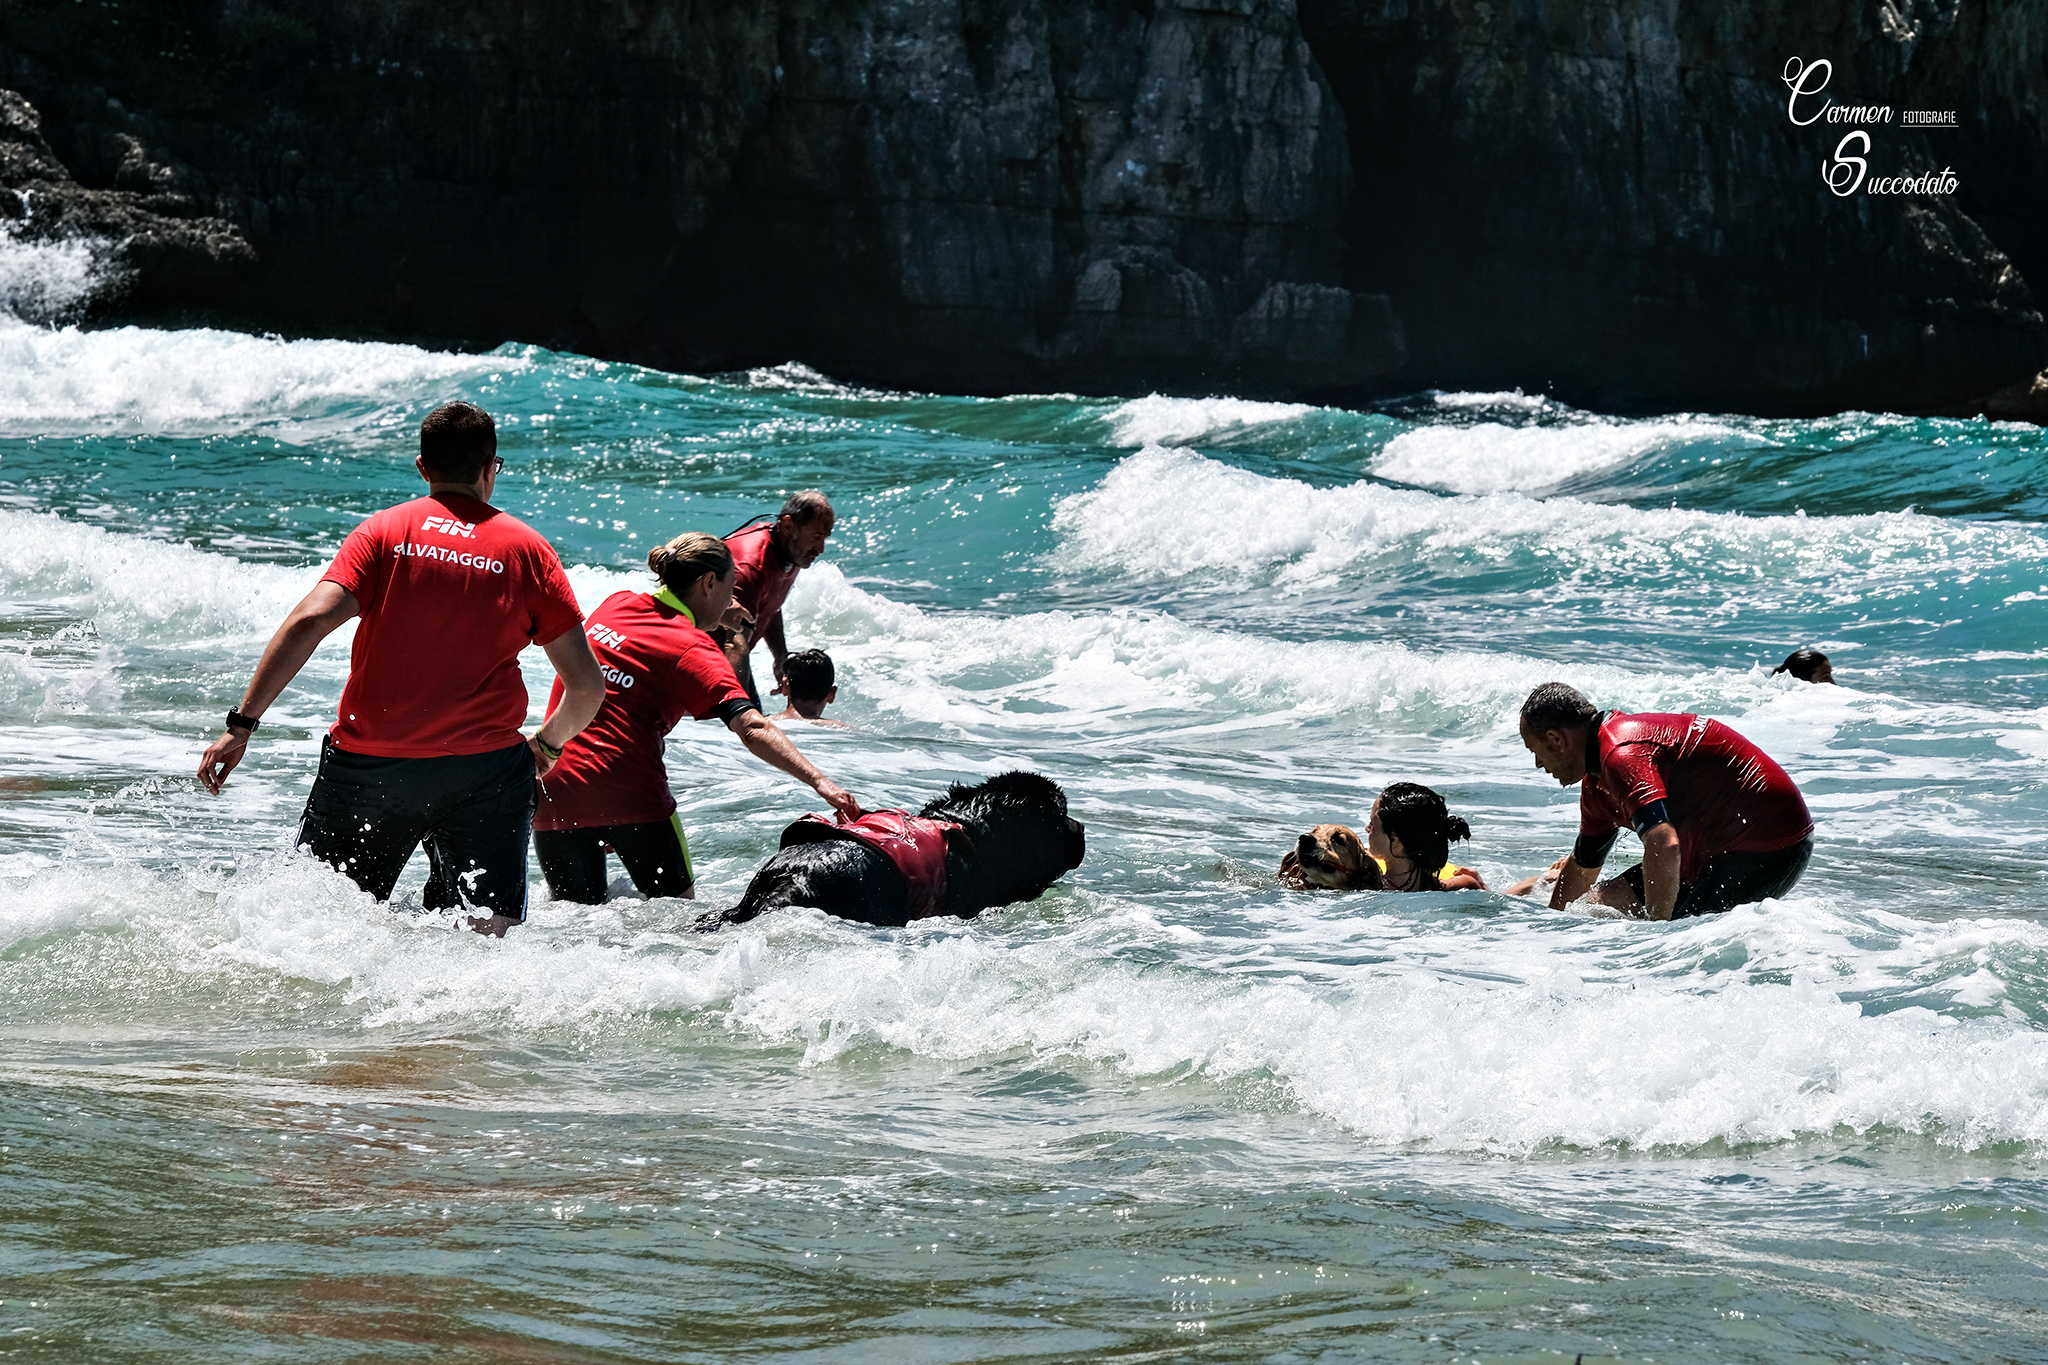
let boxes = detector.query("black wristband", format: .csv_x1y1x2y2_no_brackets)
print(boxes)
1572,828,1619,867
226,710,260,733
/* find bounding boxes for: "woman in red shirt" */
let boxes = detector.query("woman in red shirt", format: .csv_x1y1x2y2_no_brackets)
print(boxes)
534,533,860,903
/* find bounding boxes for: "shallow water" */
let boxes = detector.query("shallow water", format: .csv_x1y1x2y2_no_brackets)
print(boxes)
1,299,2046,1361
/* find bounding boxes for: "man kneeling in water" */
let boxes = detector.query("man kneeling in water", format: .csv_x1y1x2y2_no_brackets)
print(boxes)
1518,683,1814,920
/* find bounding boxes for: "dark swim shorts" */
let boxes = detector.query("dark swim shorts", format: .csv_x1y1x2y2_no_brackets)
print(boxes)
1616,836,1814,918
534,815,695,904
296,737,536,920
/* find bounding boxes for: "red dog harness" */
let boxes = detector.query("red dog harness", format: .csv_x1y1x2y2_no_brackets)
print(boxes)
783,810,961,919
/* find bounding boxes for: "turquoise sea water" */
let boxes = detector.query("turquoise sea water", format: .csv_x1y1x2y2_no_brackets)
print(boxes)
2,275,2047,1360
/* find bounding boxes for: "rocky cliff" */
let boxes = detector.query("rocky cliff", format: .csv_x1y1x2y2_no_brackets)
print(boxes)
0,88,249,320
1,0,2041,414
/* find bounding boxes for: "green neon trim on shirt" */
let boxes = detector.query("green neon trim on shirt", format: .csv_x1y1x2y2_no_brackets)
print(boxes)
652,586,696,626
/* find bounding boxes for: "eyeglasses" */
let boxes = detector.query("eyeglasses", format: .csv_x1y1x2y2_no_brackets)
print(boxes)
490,456,505,473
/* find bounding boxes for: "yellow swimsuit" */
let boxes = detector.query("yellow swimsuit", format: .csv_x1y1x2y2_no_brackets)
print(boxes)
1372,856,1463,885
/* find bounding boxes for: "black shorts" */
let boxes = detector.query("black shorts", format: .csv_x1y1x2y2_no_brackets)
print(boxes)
1615,837,1814,919
533,815,695,904
296,737,536,920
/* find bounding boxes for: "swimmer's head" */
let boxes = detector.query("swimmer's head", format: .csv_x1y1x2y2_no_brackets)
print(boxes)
418,401,498,485
1519,682,1599,786
1773,648,1834,684
1369,782,1471,887
775,490,835,568
783,649,837,704
649,532,737,615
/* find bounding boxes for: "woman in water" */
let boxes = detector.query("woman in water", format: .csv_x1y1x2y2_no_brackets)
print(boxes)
1365,782,1487,892
533,532,860,903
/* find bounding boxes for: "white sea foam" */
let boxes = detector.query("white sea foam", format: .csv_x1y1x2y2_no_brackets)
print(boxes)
6,512,2036,816
0,508,313,639
774,563,2048,847
783,563,1675,739
1374,417,1748,494
735,360,886,396
718,899,2048,1152
0,646,121,723
0,222,112,322
9,852,2044,1154
0,323,520,435
0,509,653,647
1423,389,1559,413
1104,394,1317,448
1052,446,2048,590
0,509,1858,741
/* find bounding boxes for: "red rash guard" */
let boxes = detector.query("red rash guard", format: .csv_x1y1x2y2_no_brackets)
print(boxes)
320,492,583,757
1579,712,1813,885
534,589,756,830
726,522,799,637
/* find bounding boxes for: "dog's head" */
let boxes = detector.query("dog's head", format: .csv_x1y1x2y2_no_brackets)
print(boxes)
921,770,1085,904
1279,823,1376,891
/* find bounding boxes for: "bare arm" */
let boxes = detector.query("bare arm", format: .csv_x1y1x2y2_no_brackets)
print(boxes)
1442,866,1488,892
534,627,606,777
197,581,359,794
1506,856,1568,897
725,708,860,819
1637,821,1683,921
764,614,790,694
1548,854,1602,910
714,602,755,675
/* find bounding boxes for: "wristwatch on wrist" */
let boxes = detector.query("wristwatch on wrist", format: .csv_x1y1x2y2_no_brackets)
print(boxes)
226,710,260,734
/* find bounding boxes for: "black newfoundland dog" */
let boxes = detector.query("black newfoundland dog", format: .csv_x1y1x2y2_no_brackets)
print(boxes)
696,770,1085,929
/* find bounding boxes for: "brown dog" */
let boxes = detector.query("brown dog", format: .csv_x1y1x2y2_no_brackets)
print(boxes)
1277,823,1382,891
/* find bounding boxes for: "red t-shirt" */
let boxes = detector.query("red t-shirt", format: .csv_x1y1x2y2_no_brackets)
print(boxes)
320,493,583,758
1579,712,1813,885
727,522,800,635
534,590,756,830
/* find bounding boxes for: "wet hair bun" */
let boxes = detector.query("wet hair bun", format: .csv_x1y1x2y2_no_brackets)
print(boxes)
648,532,734,596
1444,815,1472,844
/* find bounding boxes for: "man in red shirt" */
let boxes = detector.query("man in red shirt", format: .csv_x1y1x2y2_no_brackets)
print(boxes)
1519,682,1814,920
196,401,606,936
724,490,834,701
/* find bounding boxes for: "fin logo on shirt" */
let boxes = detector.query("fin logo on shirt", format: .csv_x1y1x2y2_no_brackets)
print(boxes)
589,623,627,649
420,515,477,539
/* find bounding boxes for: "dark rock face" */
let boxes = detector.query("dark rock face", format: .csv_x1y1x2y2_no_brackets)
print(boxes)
1300,0,2047,413
0,0,2040,414
0,88,251,320
649,0,1399,393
